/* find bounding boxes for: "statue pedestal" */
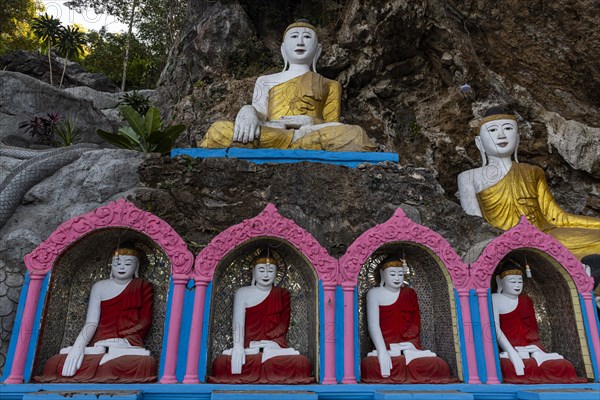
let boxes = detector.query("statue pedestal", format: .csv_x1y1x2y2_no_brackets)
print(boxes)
171,148,399,168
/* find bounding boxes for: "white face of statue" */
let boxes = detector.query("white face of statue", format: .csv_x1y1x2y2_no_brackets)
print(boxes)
501,274,523,296
381,266,405,289
478,119,519,158
111,255,139,281
282,27,319,65
253,262,277,289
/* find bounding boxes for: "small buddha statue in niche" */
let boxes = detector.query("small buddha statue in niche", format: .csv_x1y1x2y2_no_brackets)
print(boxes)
360,257,456,384
207,251,314,384
34,248,156,383
492,260,586,383
198,19,377,152
457,107,599,260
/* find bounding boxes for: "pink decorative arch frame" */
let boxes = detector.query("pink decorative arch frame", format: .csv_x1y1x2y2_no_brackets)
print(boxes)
4,199,194,384
469,216,598,384
183,203,338,384
337,208,477,383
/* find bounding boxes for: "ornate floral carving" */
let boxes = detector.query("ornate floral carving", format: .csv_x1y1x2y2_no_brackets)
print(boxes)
195,203,337,282
339,208,469,287
24,199,194,275
470,217,594,292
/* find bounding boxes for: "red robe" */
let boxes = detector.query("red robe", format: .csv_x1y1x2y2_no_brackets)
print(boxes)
34,279,156,383
361,287,456,383
499,294,586,384
208,287,314,384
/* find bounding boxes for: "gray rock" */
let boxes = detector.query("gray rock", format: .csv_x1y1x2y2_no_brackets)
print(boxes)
0,72,114,146
0,295,13,317
63,86,121,110
4,272,23,288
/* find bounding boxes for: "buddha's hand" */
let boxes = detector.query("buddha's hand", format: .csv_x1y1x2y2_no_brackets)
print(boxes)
508,349,525,376
234,105,261,144
278,115,313,129
61,344,85,377
377,349,392,378
231,346,246,375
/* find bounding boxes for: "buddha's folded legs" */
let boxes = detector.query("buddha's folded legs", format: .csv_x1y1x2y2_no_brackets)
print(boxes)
361,355,456,384
34,354,157,383
500,358,587,384
208,353,314,384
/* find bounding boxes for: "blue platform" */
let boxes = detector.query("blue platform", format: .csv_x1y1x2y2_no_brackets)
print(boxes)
170,148,399,168
2,383,599,400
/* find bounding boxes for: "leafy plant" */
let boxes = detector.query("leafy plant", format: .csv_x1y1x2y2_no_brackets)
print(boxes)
31,13,62,86
119,90,151,117
19,112,62,146
97,106,185,154
55,116,80,146
57,25,86,88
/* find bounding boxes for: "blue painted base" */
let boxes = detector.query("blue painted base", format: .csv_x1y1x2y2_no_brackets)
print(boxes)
170,148,399,168
2,383,598,400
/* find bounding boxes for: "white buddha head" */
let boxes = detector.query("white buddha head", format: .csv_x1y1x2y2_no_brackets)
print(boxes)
495,260,524,296
281,20,322,72
251,252,277,289
379,257,406,290
110,248,140,281
475,107,520,165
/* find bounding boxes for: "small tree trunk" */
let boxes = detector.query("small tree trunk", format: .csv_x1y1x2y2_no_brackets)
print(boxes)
121,0,138,91
47,43,53,86
59,54,69,89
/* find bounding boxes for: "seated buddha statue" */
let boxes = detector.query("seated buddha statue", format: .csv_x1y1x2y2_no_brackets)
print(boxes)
360,257,456,384
34,248,156,383
198,20,376,152
457,107,600,260
492,260,586,383
207,251,314,384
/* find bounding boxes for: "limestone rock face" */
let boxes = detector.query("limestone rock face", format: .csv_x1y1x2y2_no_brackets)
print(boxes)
157,0,599,216
0,149,143,374
0,72,113,146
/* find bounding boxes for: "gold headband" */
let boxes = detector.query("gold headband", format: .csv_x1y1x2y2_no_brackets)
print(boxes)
113,248,139,258
478,114,517,130
254,257,277,266
381,260,405,270
499,268,523,279
283,22,317,40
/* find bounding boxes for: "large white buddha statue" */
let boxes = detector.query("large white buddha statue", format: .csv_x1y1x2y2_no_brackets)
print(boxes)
207,251,313,384
360,257,455,383
35,248,156,383
492,260,586,383
457,107,600,260
198,20,376,152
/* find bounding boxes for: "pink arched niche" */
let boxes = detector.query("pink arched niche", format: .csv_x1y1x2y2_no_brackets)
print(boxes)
4,199,194,384
183,203,338,384
470,216,598,383
338,208,476,384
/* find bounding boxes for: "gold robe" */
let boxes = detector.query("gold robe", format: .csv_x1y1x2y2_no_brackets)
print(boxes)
198,72,376,152
476,163,600,259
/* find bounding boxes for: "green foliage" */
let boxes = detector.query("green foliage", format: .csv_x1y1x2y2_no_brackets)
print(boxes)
57,25,86,88
55,116,81,146
119,90,151,116
82,29,160,89
0,0,41,55
31,13,61,50
97,106,186,154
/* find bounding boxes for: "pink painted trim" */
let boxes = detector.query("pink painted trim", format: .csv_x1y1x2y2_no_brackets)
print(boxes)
476,289,500,384
160,274,189,384
183,281,209,384
470,216,594,292
341,283,357,384
457,289,481,384
194,203,337,282
322,283,337,385
338,208,469,288
4,273,46,384
24,199,194,276
582,293,600,381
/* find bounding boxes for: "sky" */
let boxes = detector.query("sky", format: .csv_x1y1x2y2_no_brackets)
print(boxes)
42,0,128,33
